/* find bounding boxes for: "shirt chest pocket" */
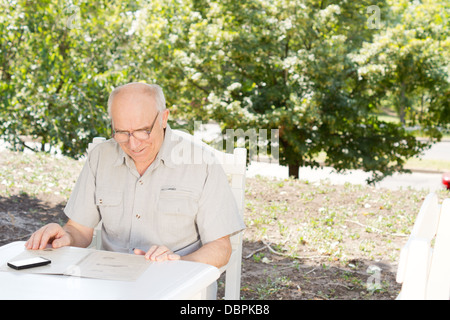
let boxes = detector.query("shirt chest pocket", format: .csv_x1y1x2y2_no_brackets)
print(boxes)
96,189,124,237
157,188,200,245
96,191,122,207
157,188,200,216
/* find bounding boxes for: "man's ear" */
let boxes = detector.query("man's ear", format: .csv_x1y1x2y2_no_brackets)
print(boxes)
162,109,170,128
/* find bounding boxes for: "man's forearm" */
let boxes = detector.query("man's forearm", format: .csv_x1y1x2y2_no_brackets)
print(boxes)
181,236,232,268
63,220,94,248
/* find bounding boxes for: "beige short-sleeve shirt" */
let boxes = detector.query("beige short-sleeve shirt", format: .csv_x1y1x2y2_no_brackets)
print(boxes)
64,126,246,254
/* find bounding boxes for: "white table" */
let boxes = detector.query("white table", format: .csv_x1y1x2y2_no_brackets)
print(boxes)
0,241,220,300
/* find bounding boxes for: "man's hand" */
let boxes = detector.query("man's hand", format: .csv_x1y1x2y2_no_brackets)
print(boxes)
25,219,93,250
135,236,232,268
25,223,72,250
134,245,180,262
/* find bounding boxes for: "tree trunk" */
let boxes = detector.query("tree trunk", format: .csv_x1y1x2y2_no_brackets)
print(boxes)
288,163,299,179
280,130,301,179
399,82,406,124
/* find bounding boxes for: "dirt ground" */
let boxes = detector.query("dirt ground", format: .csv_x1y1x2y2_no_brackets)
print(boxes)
2,148,444,300
220,240,399,300
218,176,410,300
1,180,401,300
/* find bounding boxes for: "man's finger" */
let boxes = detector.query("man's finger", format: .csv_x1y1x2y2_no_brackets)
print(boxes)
29,227,46,250
133,248,146,255
146,245,174,261
167,253,181,261
39,226,54,249
145,245,162,260
25,233,34,249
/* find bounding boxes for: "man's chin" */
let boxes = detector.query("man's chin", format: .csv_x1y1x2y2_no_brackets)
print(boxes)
129,148,146,157
128,150,157,166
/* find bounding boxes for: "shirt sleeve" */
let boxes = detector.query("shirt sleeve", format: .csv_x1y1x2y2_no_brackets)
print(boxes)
63,156,101,229
196,161,246,245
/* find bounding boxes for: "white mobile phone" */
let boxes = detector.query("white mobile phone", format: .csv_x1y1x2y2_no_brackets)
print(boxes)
7,257,51,270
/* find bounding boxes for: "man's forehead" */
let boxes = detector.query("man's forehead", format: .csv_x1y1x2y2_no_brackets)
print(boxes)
113,87,156,105
111,99,157,128
112,93,157,114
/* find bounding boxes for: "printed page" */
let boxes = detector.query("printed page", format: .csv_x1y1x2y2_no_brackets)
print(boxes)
74,250,151,281
1,246,151,281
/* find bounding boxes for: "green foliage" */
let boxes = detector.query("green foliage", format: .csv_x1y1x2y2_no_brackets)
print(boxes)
137,0,440,182
352,0,450,131
0,0,136,158
0,0,448,182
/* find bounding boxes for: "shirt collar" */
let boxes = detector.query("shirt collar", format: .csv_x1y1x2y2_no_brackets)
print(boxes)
113,143,127,168
155,125,177,169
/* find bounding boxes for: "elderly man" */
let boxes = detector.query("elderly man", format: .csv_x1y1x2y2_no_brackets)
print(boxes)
25,82,245,270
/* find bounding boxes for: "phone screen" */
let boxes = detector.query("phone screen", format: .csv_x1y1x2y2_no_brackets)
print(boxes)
7,257,51,270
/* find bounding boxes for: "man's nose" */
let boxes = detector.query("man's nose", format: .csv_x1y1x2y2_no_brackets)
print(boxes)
128,134,142,149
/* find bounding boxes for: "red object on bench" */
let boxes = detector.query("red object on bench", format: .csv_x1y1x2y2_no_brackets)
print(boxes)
443,173,450,190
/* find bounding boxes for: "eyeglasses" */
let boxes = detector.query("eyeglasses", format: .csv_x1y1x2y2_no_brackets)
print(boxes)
112,111,160,143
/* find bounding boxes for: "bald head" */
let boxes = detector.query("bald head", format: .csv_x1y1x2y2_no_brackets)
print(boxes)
107,82,166,119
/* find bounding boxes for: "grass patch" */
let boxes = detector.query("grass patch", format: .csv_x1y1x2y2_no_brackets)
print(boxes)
2,149,450,299
404,157,450,172
244,176,449,265
0,150,84,199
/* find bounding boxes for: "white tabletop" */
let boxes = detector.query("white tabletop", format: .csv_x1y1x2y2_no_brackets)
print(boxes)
0,242,220,300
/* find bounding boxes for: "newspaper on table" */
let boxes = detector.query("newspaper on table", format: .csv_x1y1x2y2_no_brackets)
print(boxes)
0,246,151,281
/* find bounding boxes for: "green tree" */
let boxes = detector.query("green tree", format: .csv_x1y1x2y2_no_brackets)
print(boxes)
137,0,430,182
352,0,450,135
1,0,446,184
0,0,137,158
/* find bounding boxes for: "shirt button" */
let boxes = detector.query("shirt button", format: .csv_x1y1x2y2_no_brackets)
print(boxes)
135,214,141,219
99,199,103,204
139,180,143,185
